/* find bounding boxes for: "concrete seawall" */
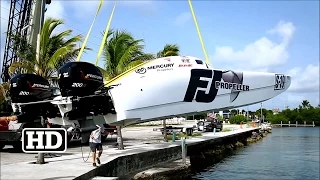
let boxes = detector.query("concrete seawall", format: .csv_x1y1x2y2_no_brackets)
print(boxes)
1,127,260,180
79,128,259,179
78,144,183,179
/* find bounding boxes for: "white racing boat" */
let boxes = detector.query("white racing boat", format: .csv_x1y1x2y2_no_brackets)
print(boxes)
41,55,290,126
8,55,290,142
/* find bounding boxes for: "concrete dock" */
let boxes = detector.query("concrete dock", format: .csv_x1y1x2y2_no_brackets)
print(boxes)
0,124,259,180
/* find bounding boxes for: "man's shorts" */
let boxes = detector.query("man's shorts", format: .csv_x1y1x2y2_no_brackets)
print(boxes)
89,142,103,152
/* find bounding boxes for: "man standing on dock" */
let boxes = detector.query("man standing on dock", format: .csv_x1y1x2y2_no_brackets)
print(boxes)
89,124,109,167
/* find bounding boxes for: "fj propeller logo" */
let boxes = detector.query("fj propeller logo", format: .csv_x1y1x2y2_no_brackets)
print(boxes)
184,69,250,103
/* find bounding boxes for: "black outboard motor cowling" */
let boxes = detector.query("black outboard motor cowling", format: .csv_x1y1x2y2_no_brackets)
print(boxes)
10,74,53,103
57,62,104,97
57,62,116,119
9,74,59,123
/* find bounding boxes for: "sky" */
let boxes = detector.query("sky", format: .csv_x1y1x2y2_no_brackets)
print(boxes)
0,0,319,112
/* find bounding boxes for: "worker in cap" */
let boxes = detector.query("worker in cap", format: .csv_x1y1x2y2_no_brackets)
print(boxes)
89,124,109,167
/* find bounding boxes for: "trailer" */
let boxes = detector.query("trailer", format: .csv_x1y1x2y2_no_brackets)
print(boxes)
153,125,197,136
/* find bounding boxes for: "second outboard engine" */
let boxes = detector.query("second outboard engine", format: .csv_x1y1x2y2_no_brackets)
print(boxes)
9,74,59,124
57,62,116,120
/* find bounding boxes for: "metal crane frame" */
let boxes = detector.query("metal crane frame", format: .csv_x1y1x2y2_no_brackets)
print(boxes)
1,0,34,83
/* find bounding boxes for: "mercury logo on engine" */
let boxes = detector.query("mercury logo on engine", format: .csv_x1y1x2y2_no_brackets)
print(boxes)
85,74,102,80
184,69,250,103
32,83,49,89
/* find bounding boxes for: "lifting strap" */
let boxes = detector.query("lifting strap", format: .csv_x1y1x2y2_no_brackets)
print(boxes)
95,0,117,66
76,0,104,62
187,0,210,65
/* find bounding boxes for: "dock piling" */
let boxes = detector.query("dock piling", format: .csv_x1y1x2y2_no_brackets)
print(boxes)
181,137,186,165
172,132,176,142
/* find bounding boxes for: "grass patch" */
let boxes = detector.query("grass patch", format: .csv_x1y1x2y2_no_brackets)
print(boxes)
221,128,231,132
166,132,202,140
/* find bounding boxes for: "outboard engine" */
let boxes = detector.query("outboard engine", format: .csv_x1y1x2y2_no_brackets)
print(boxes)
57,62,116,120
9,74,59,124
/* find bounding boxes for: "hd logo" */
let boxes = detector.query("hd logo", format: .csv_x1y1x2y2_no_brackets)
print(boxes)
22,128,67,153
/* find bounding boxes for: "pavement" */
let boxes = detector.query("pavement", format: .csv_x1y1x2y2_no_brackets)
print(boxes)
0,122,252,180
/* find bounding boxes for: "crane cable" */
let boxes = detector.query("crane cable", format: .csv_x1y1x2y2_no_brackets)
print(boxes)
187,0,210,65
76,0,104,62
95,0,117,66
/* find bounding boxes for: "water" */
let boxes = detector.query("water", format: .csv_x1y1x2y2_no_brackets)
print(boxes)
191,127,320,180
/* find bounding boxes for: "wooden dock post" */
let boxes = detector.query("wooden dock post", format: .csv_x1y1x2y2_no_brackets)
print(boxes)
296,121,298,127
304,121,306,127
281,121,282,127
313,121,315,127
289,121,290,127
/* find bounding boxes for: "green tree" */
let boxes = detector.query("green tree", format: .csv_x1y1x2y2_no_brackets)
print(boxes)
8,18,87,79
302,100,311,109
156,44,180,58
267,100,320,126
229,115,248,124
230,109,238,116
101,29,153,80
0,83,10,114
216,114,224,121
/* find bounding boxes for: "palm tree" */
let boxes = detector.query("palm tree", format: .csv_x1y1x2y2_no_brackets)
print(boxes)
301,100,310,109
156,44,180,58
0,83,9,104
101,29,153,80
0,83,10,113
8,18,88,79
102,29,153,149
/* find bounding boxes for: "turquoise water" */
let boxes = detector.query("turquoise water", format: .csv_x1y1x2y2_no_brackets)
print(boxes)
191,127,320,180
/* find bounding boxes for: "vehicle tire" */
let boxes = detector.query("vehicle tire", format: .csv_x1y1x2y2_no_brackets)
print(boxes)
187,129,193,136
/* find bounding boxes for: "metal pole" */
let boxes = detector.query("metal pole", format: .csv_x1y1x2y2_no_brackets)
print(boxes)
260,103,263,124
181,137,186,165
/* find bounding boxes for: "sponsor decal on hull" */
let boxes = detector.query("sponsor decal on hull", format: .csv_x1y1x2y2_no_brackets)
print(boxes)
184,69,249,103
274,74,285,90
181,58,190,63
135,63,174,74
179,64,192,67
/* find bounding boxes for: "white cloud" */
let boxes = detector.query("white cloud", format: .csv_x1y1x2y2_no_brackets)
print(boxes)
64,1,109,20
174,12,191,27
45,1,64,20
211,21,295,71
0,0,10,75
287,64,319,93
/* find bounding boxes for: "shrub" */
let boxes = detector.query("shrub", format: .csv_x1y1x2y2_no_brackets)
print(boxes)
229,115,248,124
